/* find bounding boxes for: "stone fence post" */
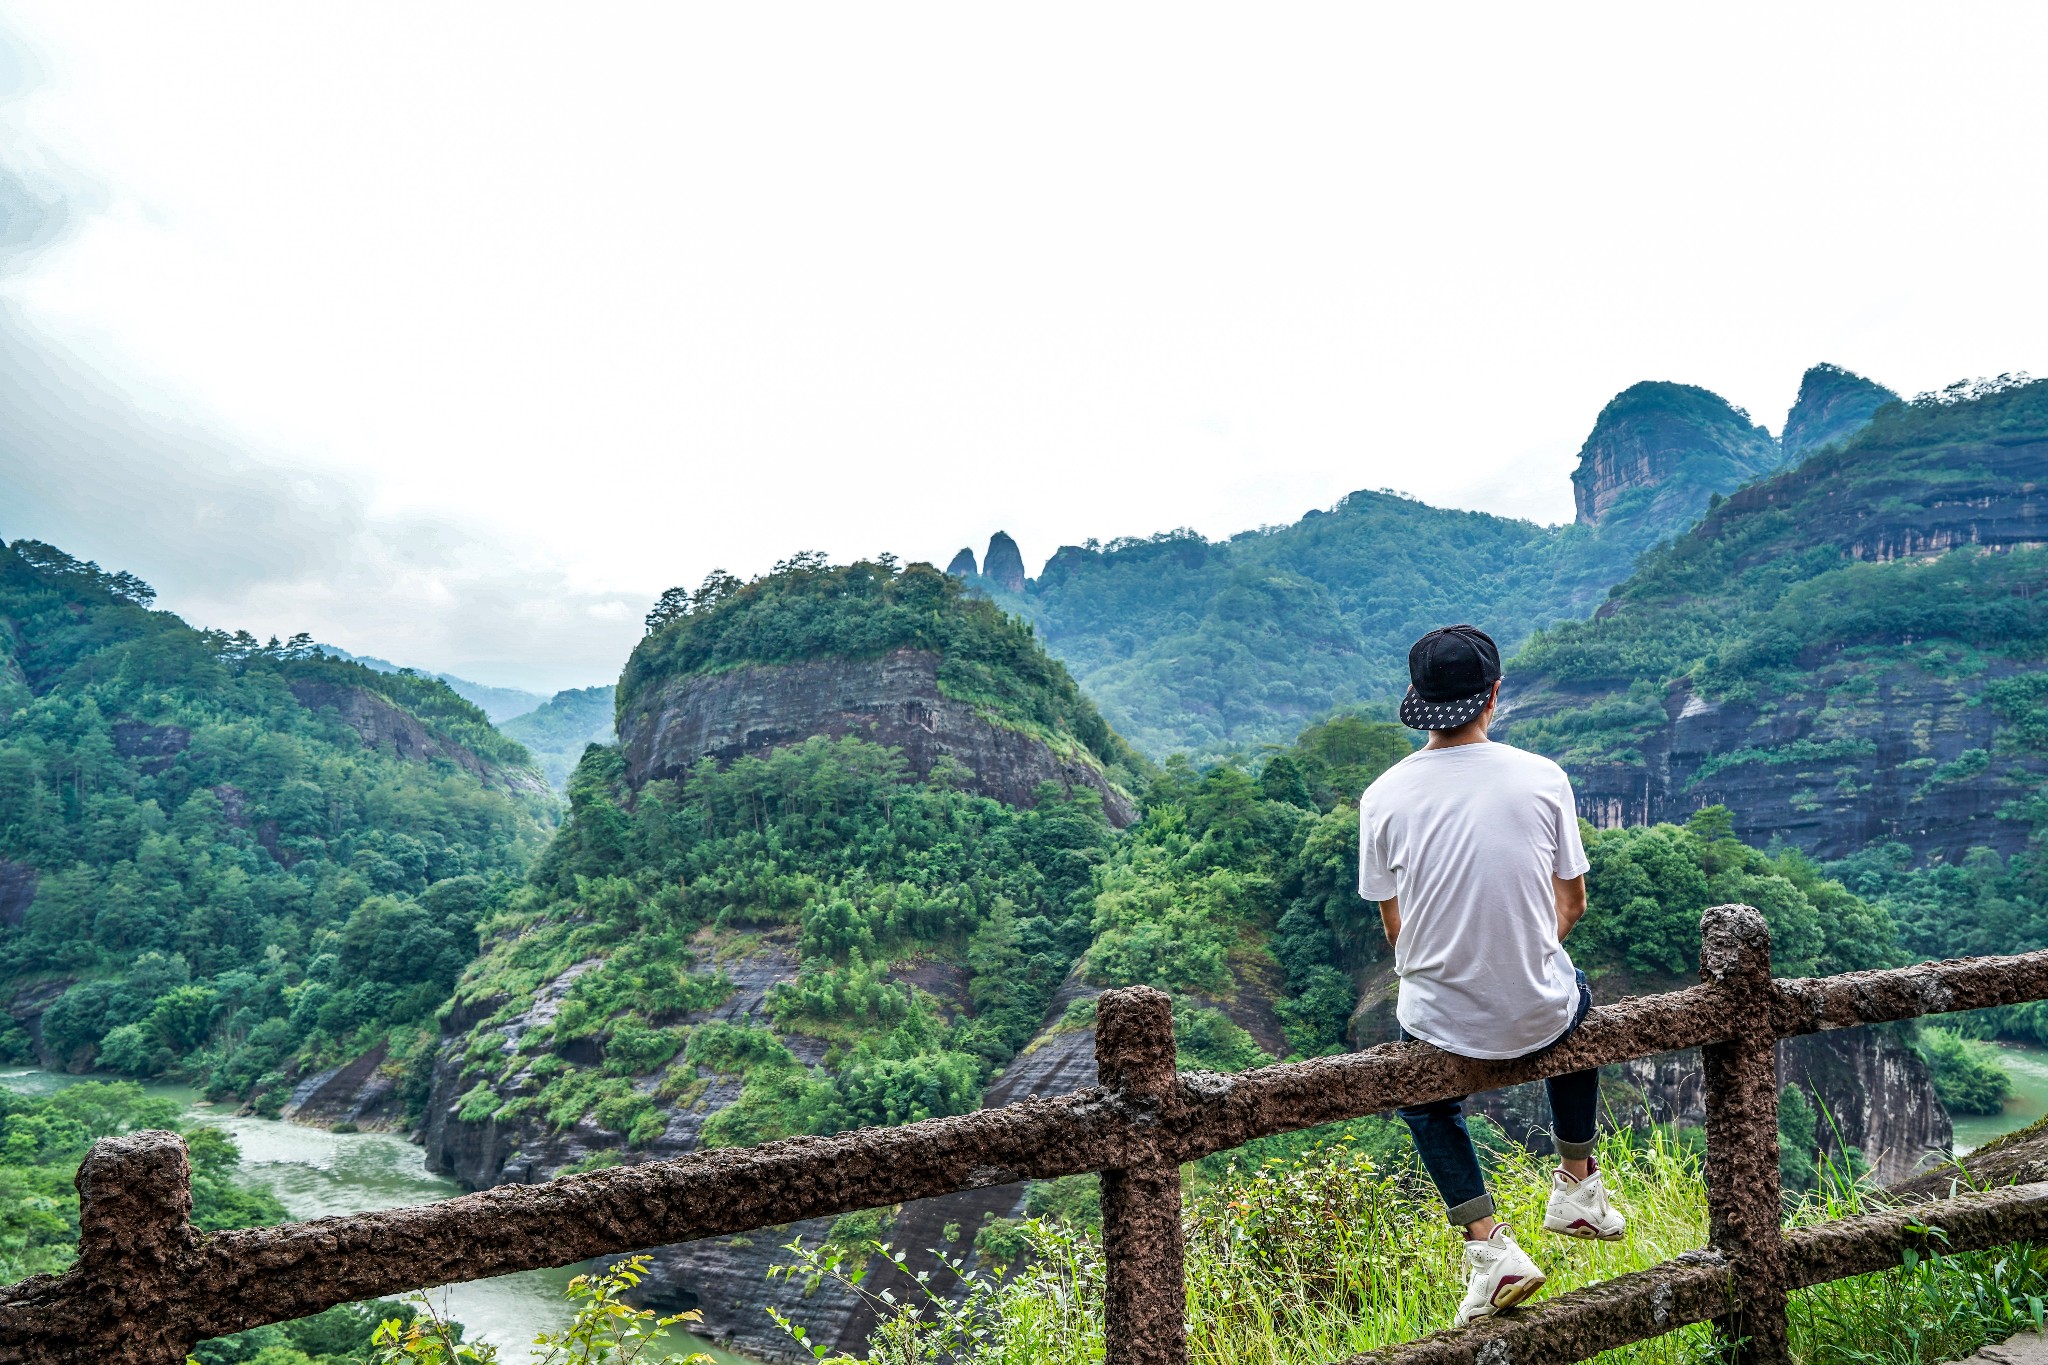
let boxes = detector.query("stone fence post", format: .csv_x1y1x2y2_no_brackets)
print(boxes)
69,1129,197,1365
1699,904,1790,1365
1095,986,1188,1365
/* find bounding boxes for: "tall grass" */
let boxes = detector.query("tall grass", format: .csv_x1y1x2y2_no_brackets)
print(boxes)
770,1129,2048,1365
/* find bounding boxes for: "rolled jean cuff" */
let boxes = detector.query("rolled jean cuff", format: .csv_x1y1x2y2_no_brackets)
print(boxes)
1553,1134,1597,1162
1445,1192,1495,1227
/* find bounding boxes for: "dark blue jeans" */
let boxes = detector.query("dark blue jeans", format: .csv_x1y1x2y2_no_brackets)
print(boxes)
1397,969,1597,1227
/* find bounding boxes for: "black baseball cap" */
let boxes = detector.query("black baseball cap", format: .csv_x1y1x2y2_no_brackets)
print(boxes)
1399,624,1501,730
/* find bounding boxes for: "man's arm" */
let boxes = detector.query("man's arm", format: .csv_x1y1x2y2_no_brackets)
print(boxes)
1554,874,1587,939
1379,894,1401,949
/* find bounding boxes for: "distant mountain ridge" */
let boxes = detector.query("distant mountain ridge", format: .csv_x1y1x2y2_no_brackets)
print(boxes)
956,364,1893,758
1782,363,1900,460
0,536,553,1119
499,684,616,791
313,645,548,723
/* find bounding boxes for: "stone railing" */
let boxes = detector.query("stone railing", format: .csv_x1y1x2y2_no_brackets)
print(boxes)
5,904,2048,1365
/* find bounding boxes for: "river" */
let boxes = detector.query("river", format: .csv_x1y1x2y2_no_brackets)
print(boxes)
0,1069,752,1364
1949,1040,2048,1157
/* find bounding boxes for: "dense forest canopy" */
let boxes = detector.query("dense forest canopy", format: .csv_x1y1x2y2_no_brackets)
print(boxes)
0,538,555,1116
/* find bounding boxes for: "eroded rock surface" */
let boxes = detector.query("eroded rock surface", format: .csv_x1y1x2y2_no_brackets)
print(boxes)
281,1042,406,1131
1782,363,1897,461
1509,660,2047,862
618,648,1134,825
288,681,548,798
1569,381,1782,529
0,860,35,929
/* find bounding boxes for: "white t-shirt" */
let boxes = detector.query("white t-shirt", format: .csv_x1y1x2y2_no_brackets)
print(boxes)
1357,741,1590,1060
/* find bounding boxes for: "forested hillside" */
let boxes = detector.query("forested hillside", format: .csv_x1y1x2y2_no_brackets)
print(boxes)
1502,375,2048,967
966,365,1889,759
501,683,616,791
0,539,555,1119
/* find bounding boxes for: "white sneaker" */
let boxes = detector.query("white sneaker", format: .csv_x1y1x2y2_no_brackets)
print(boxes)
1542,1165,1626,1241
1452,1225,1546,1328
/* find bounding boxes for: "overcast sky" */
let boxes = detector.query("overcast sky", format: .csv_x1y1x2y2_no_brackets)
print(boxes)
2,4,2045,693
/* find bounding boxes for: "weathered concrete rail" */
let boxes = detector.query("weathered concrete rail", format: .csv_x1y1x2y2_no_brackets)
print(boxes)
3,906,2046,1365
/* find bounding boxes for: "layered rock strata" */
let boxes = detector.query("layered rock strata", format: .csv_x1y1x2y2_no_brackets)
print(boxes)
618,647,1135,826
1782,363,1898,461
288,681,549,798
1570,381,1782,528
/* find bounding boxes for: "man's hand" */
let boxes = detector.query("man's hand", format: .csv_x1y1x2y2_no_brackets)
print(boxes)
1555,874,1587,939
1379,895,1401,949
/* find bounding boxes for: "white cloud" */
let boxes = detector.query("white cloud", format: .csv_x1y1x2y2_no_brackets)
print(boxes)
2,2,2046,690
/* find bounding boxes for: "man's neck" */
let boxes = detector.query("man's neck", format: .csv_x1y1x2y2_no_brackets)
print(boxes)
1423,720,1491,750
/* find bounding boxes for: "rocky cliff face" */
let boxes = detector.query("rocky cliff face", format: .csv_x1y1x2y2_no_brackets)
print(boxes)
1570,381,1783,529
289,680,549,799
1782,363,1898,460
944,547,978,577
1614,1027,1946,1184
0,859,35,928
280,1040,407,1130
618,647,1136,826
982,532,1027,593
1507,405,2048,863
1506,662,2047,862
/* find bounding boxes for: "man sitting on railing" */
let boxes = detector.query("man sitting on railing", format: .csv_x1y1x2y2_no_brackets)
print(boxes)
1360,624,1628,1329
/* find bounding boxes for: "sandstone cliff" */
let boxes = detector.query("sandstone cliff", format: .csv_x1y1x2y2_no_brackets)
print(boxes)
618,647,1135,825
1506,381,2048,863
982,531,1027,593
1782,363,1898,460
944,547,977,577
1569,381,1783,529
1506,664,2045,863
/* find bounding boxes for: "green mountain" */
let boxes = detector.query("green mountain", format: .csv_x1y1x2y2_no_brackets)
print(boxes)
1500,376,2048,959
968,373,1819,760
313,645,548,723
0,538,555,1117
426,555,1146,1193
499,684,616,791
1782,362,1899,461
1566,380,1783,530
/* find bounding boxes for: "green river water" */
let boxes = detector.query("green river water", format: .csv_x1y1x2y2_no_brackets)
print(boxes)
0,1068,751,1364
1949,1041,2048,1156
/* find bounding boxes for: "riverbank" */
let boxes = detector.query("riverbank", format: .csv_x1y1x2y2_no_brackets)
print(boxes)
1951,1042,2048,1157
0,1068,751,1364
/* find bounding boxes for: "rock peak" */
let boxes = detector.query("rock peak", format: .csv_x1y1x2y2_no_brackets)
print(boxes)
1569,380,1782,529
944,546,977,577
1782,363,1898,460
982,531,1026,593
